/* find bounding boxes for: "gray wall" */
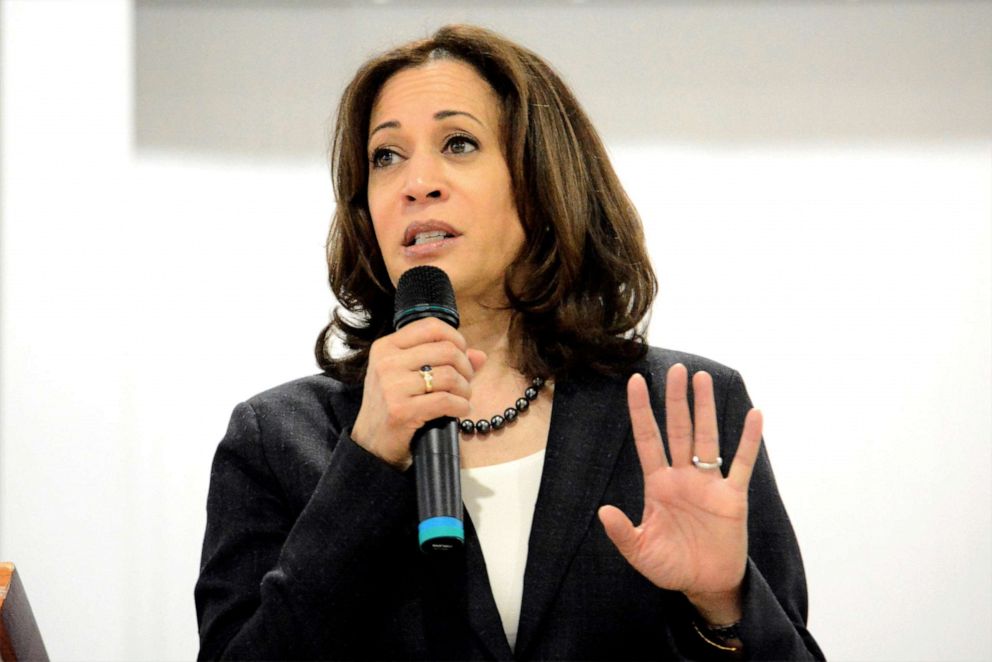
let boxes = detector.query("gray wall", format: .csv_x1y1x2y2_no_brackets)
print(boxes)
135,0,992,160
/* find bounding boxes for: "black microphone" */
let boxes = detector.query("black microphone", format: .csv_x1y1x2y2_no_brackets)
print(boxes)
393,265,463,553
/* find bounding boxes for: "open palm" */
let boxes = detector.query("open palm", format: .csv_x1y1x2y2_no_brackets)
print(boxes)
599,364,763,606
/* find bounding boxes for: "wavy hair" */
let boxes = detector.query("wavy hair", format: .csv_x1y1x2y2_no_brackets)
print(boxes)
316,24,657,383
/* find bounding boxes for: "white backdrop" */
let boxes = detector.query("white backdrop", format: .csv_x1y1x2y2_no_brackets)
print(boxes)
1,1,990,660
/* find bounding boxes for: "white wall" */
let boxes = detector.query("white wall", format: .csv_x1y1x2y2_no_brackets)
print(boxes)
1,1,989,660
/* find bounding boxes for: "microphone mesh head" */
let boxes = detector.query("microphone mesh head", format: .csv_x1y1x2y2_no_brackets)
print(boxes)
393,266,459,329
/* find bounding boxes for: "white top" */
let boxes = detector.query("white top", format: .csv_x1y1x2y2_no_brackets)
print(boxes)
461,449,546,651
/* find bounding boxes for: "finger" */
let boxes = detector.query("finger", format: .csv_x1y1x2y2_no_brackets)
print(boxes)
392,317,467,352
411,391,472,429
396,391,473,429
406,341,475,380
691,371,720,467
728,409,763,491
466,348,487,373
665,364,693,467
408,365,471,400
373,341,473,394
627,374,669,472
598,505,642,563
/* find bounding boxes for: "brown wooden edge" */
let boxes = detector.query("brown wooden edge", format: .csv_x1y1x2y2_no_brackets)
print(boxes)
0,563,49,662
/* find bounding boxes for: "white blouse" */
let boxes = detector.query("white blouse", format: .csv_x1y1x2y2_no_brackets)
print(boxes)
460,449,546,651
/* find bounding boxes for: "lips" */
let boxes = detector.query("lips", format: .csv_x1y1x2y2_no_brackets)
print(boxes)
402,221,460,247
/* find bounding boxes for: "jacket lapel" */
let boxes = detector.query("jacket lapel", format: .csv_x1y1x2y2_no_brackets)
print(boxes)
513,369,633,657
461,514,516,659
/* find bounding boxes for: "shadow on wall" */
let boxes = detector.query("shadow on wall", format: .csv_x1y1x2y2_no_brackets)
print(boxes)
134,0,992,161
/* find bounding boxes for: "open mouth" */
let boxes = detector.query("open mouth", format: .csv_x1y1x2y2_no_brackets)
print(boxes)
403,222,460,247
409,230,454,246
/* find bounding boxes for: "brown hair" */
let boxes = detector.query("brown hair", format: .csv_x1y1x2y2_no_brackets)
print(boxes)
316,24,657,383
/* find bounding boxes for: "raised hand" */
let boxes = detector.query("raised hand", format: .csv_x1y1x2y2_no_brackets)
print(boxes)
598,363,763,624
351,317,486,468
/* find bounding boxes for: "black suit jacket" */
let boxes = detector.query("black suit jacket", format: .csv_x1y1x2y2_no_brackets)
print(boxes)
195,348,823,660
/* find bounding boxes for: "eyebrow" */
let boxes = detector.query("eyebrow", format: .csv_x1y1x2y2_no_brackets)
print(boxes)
368,110,485,140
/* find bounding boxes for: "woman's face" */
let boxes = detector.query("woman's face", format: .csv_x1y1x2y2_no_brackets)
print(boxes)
366,59,525,309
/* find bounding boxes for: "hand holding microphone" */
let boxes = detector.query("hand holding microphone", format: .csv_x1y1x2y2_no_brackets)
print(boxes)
350,266,484,551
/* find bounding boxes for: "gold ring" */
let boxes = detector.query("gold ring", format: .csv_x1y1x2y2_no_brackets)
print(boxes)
420,365,434,394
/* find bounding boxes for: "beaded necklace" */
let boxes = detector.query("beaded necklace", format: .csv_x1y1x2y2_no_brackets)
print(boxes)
459,377,546,435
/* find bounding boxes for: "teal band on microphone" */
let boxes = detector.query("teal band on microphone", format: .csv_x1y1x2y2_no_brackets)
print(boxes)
418,516,464,548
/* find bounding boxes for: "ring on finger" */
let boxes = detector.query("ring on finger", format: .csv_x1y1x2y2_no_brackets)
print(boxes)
692,455,723,470
419,365,434,394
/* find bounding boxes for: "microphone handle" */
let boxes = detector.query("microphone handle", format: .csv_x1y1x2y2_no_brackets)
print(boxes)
412,417,463,553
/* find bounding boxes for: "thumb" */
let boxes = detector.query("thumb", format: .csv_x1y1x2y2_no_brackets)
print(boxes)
466,348,487,373
598,505,641,561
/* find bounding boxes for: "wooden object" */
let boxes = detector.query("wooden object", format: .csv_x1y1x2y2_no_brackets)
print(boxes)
0,564,48,661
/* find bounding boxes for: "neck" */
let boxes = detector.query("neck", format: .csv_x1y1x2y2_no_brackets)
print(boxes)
457,299,516,371
460,305,536,421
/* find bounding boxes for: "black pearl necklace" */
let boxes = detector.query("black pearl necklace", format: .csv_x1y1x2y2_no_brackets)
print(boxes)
459,377,546,435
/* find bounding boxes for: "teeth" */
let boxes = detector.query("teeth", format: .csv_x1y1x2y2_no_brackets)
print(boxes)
413,231,449,245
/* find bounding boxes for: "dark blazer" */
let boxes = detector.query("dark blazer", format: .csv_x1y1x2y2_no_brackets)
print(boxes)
195,347,823,660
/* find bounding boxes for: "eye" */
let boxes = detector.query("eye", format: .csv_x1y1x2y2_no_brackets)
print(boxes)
444,135,479,156
370,147,402,169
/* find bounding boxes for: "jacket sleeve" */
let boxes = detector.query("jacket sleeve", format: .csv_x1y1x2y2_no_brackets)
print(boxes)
717,370,824,660
194,400,417,660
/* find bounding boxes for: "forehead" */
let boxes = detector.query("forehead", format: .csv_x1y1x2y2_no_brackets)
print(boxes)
369,59,501,129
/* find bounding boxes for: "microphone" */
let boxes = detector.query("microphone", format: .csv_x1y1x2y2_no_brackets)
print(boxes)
393,265,463,553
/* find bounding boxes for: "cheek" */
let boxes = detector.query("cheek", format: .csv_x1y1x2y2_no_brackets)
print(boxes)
498,193,525,247
366,189,394,247
366,186,384,229
487,169,521,236
367,173,396,216
365,202,396,273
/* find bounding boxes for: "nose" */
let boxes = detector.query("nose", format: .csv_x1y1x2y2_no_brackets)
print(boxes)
401,154,447,203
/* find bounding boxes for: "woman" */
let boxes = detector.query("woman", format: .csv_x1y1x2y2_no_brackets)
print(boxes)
195,24,822,660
